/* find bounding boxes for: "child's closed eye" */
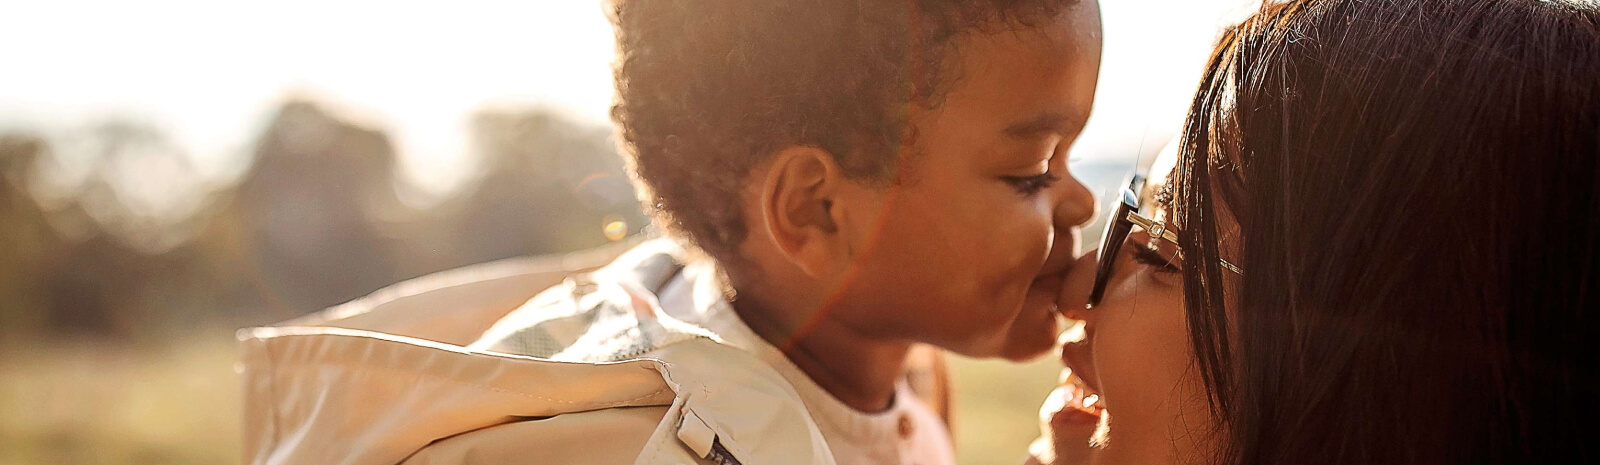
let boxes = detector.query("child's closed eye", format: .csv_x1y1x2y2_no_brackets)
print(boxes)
1001,173,1060,196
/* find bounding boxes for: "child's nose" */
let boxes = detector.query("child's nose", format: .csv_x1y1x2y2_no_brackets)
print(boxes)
1053,171,1096,230
1039,171,1098,275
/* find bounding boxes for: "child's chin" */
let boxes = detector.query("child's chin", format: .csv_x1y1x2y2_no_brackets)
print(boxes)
939,303,1058,360
996,334,1058,362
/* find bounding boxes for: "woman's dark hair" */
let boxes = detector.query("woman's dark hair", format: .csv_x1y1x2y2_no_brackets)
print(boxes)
1174,0,1600,463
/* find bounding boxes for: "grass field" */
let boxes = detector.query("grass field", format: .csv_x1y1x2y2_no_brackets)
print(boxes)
0,337,238,465
946,355,1062,464
0,332,1060,465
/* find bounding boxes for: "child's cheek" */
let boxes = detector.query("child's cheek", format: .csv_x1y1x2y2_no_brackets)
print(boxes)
1003,208,1056,275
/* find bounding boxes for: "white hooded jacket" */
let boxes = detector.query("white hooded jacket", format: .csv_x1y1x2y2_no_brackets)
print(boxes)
237,239,843,465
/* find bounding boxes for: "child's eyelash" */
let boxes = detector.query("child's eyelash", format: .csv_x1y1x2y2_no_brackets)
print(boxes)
1131,243,1182,273
1002,173,1060,196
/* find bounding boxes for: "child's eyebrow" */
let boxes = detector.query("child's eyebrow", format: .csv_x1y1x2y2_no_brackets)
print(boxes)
1003,111,1085,138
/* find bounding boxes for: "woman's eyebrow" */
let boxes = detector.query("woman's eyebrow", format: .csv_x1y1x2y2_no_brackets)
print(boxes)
1003,111,1084,138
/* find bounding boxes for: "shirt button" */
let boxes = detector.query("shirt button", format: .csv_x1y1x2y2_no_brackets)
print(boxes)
897,413,915,439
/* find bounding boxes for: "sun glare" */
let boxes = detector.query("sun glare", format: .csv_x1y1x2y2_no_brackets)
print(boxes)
1,0,1256,214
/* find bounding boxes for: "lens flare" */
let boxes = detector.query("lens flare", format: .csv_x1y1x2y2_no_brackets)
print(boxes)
603,217,628,241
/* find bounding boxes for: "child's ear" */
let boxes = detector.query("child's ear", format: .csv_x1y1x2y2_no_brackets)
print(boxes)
758,146,855,277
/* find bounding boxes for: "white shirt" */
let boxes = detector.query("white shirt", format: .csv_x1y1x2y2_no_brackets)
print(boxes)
658,262,957,465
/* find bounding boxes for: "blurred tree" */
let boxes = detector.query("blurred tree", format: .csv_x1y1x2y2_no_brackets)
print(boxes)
225,100,408,316
0,99,650,340
6,122,252,340
435,108,645,267
0,133,60,342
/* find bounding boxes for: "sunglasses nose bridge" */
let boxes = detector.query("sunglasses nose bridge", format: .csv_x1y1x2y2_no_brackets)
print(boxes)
1087,196,1136,309
1121,186,1142,209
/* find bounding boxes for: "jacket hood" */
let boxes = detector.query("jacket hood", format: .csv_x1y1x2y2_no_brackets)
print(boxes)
237,239,836,465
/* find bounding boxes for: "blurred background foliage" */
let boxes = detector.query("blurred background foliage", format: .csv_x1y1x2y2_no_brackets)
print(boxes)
0,101,659,465
0,100,646,342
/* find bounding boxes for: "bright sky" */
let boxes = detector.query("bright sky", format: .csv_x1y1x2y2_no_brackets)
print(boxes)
1,0,1257,209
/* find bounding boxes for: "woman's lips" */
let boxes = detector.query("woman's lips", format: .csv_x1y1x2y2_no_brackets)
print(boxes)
1044,374,1104,426
1059,326,1101,393
1054,252,1100,392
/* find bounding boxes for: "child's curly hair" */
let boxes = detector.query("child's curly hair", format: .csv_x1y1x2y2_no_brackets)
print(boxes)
610,0,1077,268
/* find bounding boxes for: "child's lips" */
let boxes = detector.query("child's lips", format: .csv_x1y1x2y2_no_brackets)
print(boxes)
1028,272,1067,315
1037,252,1077,280
1035,254,1090,317
1035,233,1083,281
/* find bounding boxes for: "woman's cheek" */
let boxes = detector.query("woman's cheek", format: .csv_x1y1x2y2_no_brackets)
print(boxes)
1097,288,1191,415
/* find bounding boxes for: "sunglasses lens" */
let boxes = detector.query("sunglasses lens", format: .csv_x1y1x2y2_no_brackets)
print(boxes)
1088,199,1134,307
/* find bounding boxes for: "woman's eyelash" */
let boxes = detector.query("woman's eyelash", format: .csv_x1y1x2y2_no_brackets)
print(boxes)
1002,173,1060,195
1131,243,1182,273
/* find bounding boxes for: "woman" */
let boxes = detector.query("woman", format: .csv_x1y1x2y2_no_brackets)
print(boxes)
1035,0,1600,463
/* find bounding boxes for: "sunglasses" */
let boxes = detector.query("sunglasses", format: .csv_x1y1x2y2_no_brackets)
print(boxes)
1086,175,1243,308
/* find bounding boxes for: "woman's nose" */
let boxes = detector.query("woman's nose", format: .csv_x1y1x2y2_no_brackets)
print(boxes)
1058,250,1099,322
